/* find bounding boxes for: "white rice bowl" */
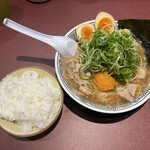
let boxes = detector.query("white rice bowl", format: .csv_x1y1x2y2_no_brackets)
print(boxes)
0,67,63,137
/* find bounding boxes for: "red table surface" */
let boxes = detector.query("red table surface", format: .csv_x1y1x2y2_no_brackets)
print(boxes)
0,0,150,150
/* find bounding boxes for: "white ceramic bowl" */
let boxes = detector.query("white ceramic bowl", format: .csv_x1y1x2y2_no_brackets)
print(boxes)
55,20,150,114
0,67,63,137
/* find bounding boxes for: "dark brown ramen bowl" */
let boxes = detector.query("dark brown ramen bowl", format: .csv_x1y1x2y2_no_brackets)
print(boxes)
55,20,150,114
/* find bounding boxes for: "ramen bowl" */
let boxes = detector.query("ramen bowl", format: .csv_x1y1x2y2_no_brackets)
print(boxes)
55,20,150,114
0,67,63,137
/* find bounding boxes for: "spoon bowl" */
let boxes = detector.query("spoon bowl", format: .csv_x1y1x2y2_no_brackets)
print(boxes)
3,18,78,57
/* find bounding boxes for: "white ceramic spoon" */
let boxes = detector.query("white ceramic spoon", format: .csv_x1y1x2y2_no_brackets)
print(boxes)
3,18,78,57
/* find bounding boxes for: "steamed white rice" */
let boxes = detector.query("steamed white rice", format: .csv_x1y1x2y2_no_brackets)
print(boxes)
0,70,61,133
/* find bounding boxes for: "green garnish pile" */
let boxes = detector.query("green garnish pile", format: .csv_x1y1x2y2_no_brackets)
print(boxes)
79,28,141,82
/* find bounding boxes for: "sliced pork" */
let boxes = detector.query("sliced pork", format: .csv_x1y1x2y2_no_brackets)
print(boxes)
136,67,146,80
67,59,90,94
116,84,138,102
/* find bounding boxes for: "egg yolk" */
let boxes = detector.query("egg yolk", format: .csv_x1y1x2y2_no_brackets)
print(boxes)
81,26,94,40
93,72,116,92
98,17,113,31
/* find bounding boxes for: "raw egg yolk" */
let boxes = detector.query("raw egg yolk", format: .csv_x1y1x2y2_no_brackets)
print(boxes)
93,72,116,92
98,17,113,31
81,26,94,40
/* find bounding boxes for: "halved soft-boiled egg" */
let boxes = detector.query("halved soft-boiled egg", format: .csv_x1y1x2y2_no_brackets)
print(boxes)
76,24,95,41
95,12,116,31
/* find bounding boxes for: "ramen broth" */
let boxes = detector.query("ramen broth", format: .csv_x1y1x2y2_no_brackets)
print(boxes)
62,41,150,107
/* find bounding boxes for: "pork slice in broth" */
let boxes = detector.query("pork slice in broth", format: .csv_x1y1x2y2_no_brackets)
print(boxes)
136,67,146,80
116,84,138,102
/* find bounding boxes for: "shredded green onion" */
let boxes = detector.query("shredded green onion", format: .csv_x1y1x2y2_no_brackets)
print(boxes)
79,28,141,82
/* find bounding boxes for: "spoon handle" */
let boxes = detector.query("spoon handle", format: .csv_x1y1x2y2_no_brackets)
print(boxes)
3,18,78,57
3,18,52,45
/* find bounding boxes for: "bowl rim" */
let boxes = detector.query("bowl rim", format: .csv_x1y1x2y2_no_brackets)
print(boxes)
55,20,150,114
0,66,64,137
